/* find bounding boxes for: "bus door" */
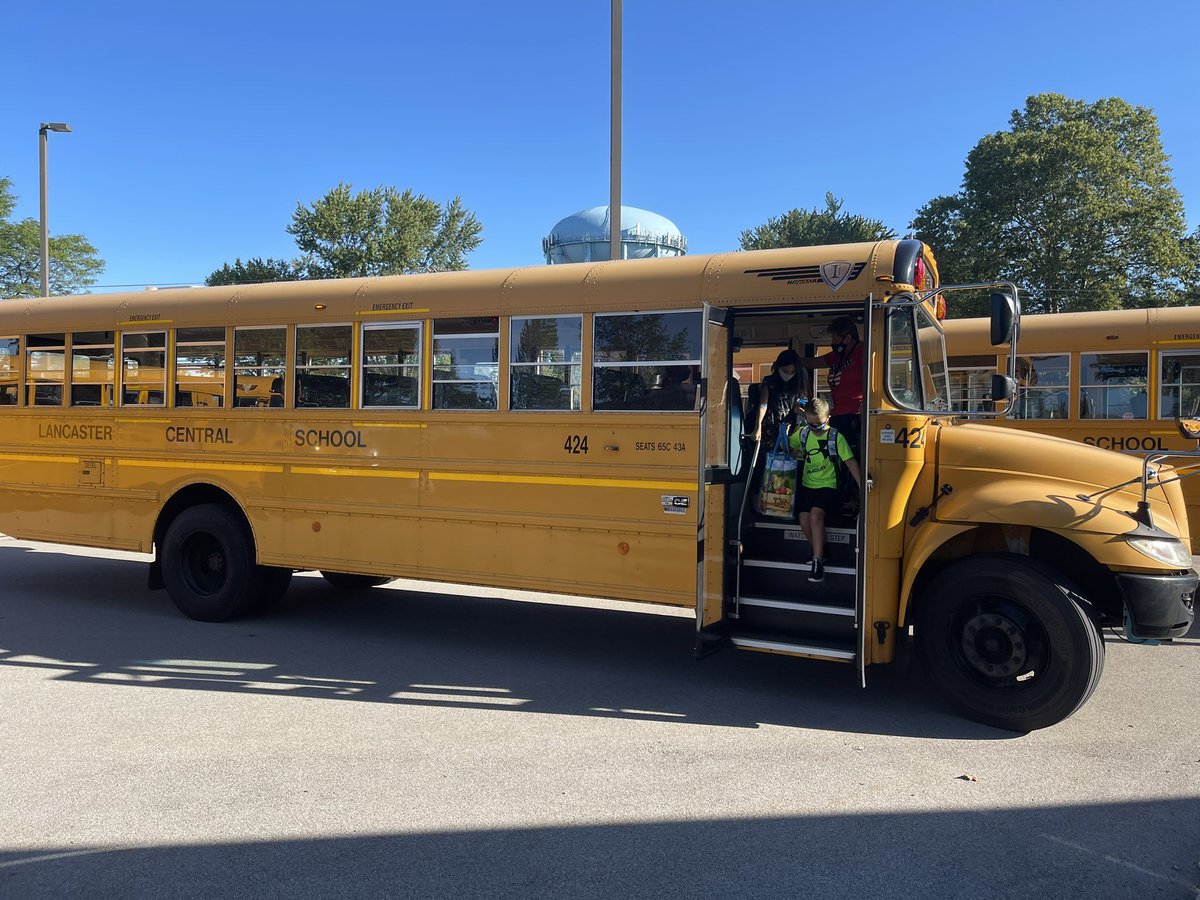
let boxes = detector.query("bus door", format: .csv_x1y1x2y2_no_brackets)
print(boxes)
716,301,872,674
695,304,735,654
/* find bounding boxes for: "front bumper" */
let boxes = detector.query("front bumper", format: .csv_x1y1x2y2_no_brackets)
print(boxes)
1115,572,1197,639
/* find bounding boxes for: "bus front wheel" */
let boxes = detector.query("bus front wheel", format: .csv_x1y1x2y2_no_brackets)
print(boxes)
162,503,259,622
319,571,394,590
916,555,1104,732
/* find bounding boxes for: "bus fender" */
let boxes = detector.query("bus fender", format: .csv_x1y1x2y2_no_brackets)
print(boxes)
898,522,973,627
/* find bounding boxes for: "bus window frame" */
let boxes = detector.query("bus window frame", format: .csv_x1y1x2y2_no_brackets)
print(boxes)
509,313,583,413
120,330,168,408
0,335,21,406
70,330,116,408
431,316,501,412
1079,350,1150,421
591,308,704,414
361,320,422,411
1008,352,1071,421
884,306,923,411
26,332,67,407
233,325,289,409
946,354,999,413
1158,349,1200,420
295,323,353,410
173,325,227,409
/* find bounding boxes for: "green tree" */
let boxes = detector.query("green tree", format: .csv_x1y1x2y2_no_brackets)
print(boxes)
740,193,896,250
205,257,299,286
287,183,483,279
0,177,104,297
911,93,1197,316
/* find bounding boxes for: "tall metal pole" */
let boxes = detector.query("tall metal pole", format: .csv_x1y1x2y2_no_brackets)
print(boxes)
39,127,50,297
609,0,622,262
38,122,71,297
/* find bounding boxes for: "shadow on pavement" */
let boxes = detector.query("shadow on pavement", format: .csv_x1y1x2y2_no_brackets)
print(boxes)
1,799,1197,899
0,544,1055,740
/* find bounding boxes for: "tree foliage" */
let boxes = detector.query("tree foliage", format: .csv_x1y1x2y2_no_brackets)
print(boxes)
288,183,483,280
740,193,897,250
205,257,299,287
0,177,104,297
206,183,483,285
911,93,1196,316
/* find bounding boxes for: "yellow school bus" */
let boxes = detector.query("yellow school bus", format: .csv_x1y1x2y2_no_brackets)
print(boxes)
0,240,1195,731
944,307,1200,551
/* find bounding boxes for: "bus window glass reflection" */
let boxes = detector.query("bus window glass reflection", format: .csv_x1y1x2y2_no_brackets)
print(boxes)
0,337,21,405
592,311,702,412
296,325,352,409
1081,352,1149,420
433,317,499,411
1010,353,1070,419
1160,352,1200,419
510,315,582,411
362,322,421,409
234,327,287,408
71,331,115,407
27,333,66,406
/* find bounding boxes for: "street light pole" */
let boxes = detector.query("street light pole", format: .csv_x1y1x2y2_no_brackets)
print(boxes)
39,122,72,297
609,0,621,263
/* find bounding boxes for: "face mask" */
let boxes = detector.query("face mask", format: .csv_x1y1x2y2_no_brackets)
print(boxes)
812,420,830,432
779,370,795,382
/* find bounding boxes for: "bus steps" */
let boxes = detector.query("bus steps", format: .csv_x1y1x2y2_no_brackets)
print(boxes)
732,519,858,646
729,633,856,664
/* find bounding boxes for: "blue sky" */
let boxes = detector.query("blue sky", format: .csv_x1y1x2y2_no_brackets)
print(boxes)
6,0,1199,291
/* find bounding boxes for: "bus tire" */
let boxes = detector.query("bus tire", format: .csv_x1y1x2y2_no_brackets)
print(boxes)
252,565,293,613
162,503,259,622
915,555,1104,732
319,571,394,590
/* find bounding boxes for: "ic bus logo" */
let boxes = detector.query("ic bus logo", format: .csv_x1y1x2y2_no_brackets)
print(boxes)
819,261,854,292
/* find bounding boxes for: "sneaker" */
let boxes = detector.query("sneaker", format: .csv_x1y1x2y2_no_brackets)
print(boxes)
809,559,825,583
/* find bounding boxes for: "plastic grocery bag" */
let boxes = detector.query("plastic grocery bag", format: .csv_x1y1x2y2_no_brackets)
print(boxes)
758,428,798,518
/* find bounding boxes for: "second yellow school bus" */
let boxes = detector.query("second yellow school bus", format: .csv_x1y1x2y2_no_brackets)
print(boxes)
944,307,1200,551
0,240,1195,731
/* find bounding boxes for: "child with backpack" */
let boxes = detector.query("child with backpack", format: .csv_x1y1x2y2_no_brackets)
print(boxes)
788,397,862,582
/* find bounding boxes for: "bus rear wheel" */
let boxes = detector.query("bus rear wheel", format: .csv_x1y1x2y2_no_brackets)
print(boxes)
916,555,1104,732
319,571,394,590
162,503,259,622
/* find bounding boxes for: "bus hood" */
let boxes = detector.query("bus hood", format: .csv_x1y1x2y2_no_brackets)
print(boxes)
931,421,1190,545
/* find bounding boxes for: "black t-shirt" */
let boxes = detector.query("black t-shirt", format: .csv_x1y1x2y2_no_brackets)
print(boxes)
759,372,802,448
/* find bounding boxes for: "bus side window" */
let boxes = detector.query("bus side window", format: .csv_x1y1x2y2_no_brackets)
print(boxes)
233,327,288,410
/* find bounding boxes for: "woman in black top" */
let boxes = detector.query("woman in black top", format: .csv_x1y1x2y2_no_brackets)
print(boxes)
748,349,805,511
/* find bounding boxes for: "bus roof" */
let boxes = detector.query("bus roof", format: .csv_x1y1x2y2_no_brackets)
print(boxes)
944,307,1199,354
2,240,936,332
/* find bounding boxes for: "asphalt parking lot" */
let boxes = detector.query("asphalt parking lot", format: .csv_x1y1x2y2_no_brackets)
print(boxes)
1,537,1198,898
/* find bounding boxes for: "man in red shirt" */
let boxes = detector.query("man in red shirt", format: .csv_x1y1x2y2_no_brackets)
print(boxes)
799,316,863,452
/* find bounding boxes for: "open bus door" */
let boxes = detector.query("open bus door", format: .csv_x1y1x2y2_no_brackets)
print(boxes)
695,304,735,654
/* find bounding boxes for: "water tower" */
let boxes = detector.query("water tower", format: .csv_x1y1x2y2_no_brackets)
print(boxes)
542,205,687,264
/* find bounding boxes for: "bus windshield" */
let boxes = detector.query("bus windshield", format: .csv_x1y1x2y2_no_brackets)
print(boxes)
886,304,950,412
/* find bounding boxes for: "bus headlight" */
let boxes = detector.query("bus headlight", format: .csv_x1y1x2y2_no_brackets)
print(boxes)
1127,536,1194,568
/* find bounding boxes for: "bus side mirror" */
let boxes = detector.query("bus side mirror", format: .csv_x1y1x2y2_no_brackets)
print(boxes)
991,374,1015,402
1177,416,1200,441
990,293,1016,346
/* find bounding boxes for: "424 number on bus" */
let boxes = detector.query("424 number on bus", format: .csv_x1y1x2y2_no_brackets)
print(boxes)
563,434,688,454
